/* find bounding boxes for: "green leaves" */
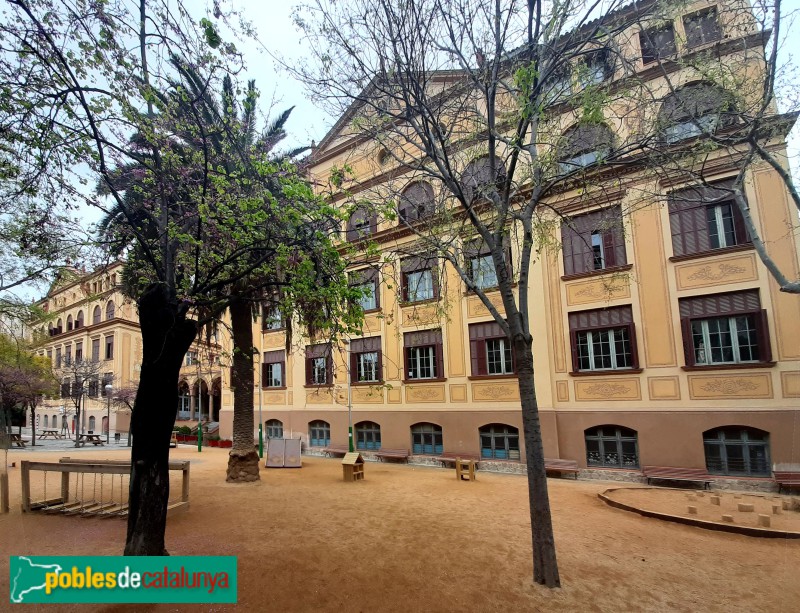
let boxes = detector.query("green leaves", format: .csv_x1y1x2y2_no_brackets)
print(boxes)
200,18,222,49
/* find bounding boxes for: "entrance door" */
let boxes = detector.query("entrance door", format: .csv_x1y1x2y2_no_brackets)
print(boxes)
102,416,109,434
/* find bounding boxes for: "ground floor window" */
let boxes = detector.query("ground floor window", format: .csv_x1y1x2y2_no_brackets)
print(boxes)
266,419,283,439
703,426,770,476
309,420,331,447
88,416,96,432
355,421,381,450
411,423,443,455
585,425,639,468
479,424,520,460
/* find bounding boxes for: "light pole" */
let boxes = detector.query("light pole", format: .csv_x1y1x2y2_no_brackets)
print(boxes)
104,384,112,444
342,340,354,452
252,348,263,458
196,358,203,453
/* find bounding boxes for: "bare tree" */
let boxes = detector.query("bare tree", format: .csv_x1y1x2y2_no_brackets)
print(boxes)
55,358,111,446
110,384,138,446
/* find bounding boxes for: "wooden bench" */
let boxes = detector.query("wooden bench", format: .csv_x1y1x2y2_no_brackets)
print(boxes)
773,471,800,494
323,444,350,457
643,466,712,489
374,448,409,463
544,458,579,479
433,451,481,468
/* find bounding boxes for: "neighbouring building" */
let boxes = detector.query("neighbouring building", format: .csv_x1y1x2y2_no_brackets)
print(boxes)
219,0,800,489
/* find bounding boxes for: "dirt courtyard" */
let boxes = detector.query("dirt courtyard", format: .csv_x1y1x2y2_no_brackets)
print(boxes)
1,447,798,612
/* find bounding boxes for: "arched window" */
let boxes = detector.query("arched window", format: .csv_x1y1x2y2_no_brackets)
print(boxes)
309,420,331,447
460,156,507,204
479,423,520,460
355,421,381,450
346,208,377,241
43,415,49,428
265,419,283,439
88,416,96,432
66,315,73,331
177,381,190,415
48,323,54,336
659,83,736,144
56,318,63,334
93,306,101,325
585,425,639,468
703,426,770,476
106,301,115,320
411,422,443,455
75,310,84,329
398,181,435,223
558,123,614,173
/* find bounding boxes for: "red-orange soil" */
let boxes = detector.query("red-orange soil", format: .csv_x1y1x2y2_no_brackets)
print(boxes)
1,447,798,612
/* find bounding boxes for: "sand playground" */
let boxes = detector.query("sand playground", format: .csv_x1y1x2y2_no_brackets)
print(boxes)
1,446,798,612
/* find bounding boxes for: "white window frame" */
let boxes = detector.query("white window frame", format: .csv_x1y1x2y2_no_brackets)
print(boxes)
406,269,434,302
486,338,514,375
265,362,283,387
264,307,282,330
357,351,379,382
691,315,758,365
311,356,328,385
576,328,631,371
706,202,736,249
354,282,377,311
408,345,436,380
470,254,498,289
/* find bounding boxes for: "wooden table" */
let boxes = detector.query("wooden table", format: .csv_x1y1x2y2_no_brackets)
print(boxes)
10,433,26,448
77,434,104,447
38,429,64,440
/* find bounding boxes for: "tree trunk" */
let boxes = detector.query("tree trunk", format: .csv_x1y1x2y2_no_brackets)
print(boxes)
226,299,260,482
30,407,35,447
513,334,561,588
124,284,196,556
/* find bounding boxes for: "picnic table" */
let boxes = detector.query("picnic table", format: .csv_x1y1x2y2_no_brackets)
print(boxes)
10,433,27,448
38,429,64,440
77,434,104,447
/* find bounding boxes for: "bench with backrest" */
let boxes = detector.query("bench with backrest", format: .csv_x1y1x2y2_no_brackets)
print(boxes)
375,448,409,463
433,451,481,468
322,444,349,457
643,466,712,489
544,458,579,479
773,471,800,494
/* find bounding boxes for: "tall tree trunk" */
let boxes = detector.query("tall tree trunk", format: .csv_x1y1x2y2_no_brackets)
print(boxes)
226,298,260,482
513,333,561,588
124,284,196,556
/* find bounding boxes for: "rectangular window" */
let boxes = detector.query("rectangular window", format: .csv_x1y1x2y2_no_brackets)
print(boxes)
668,180,749,257
262,350,285,388
101,373,113,396
349,268,379,311
262,305,283,331
469,322,515,376
577,49,612,89
401,256,439,302
185,350,198,366
91,338,100,362
404,329,443,380
305,344,332,386
679,291,771,367
464,238,510,290
55,348,62,369
75,342,82,362
64,345,72,366
88,377,99,398
561,206,626,276
350,337,382,383
568,306,638,372
683,7,722,48
104,335,114,360
60,379,70,399
639,24,676,65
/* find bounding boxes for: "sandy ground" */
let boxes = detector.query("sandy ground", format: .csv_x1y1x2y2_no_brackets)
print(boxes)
1,446,799,613
607,487,800,532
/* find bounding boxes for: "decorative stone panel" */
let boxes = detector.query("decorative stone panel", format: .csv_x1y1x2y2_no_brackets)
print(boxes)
565,275,631,306
574,378,641,401
472,382,520,402
687,373,772,400
405,384,446,403
675,253,757,291
449,384,468,402
647,376,681,401
466,293,505,318
781,371,800,398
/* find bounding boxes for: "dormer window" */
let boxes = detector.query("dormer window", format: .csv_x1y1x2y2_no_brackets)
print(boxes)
683,7,722,48
639,24,676,65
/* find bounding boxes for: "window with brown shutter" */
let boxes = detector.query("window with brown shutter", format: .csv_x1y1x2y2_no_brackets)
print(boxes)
401,256,439,302
404,329,444,381
639,24,676,65
561,206,626,276
350,336,382,383
305,344,332,386
668,179,750,257
678,290,771,367
349,268,380,311
346,207,378,241
91,338,100,362
469,322,515,376
464,236,512,290
568,305,638,372
262,350,285,388
683,7,722,48
104,335,114,360
398,181,435,223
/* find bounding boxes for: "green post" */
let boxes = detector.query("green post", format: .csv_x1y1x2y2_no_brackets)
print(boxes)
258,423,264,458
197,424,203,452
348,426,354,452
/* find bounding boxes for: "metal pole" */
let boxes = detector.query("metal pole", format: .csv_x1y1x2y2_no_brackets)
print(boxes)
257,344,264,459
105,385,112,444
347,342,354,452
197,359,203,452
